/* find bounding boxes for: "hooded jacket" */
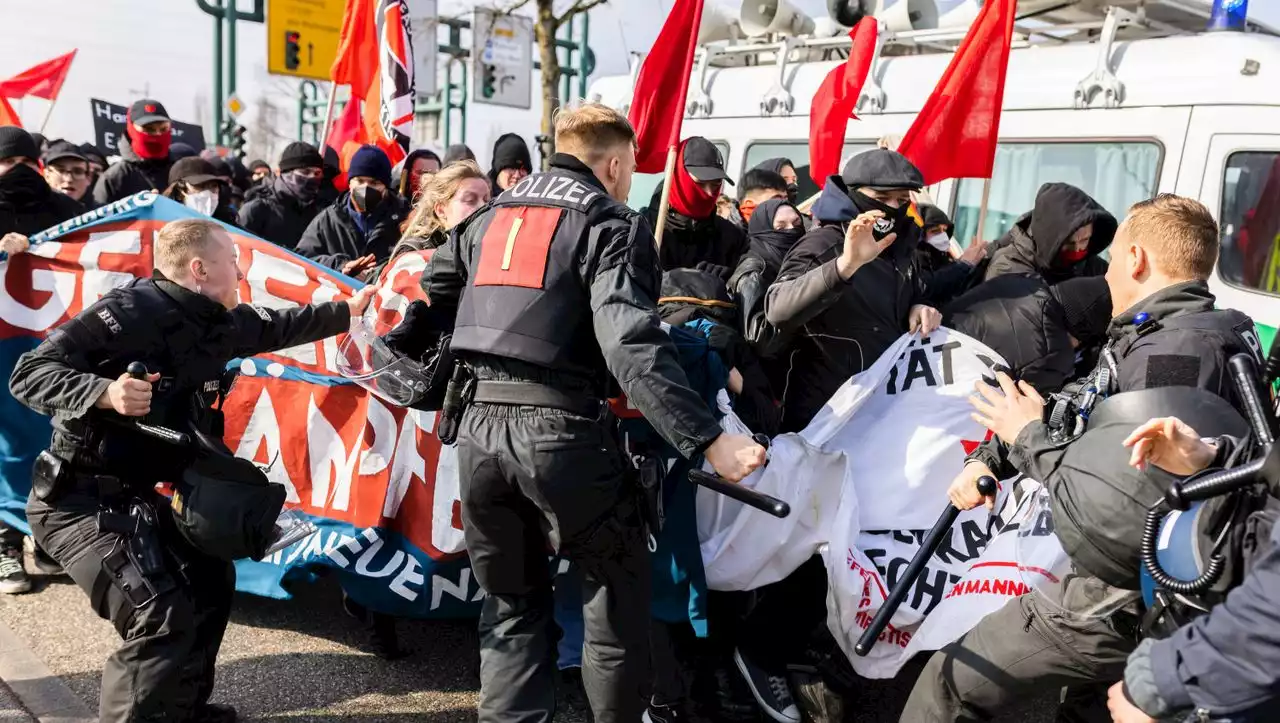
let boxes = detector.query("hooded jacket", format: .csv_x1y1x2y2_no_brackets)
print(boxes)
92,135,173,207
486,133,532,196
982,182,1118,285
642,182,750,280
0,165,84,238
295,190,410,277
763,175,927,432
237,176,324,251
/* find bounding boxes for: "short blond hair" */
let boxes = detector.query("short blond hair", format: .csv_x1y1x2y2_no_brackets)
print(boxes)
554,102,636,165
155,218,224,277
404,160,487,239
1123,194,1219,280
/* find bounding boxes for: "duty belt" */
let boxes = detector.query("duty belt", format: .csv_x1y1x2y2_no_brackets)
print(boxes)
472,380,605,419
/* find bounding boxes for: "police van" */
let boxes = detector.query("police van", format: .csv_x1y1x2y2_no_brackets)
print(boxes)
586,0,1280,353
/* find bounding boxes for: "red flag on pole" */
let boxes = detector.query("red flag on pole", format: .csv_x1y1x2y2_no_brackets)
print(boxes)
896,0,1016,185
808,18,878,186
331,0,378,100
330,0,411,169
0,51,77,101
0,98,22,128
629,0,704,174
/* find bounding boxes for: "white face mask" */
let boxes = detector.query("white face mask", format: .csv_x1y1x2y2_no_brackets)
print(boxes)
926,231,952,252
184,189,218,216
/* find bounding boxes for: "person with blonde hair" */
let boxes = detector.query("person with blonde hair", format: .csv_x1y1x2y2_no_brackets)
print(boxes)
393,160,490,259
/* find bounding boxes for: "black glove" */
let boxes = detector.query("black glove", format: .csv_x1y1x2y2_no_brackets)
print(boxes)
383,300,452,362
694,260,733,281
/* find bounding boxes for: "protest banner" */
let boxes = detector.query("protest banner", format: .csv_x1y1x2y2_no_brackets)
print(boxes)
0,195,481,618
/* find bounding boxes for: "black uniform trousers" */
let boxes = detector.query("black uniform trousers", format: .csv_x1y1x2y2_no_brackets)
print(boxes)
27,490,234,723
456,402,651,723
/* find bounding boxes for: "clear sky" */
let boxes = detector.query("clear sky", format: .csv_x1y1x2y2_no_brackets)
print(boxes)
0,0,1275,165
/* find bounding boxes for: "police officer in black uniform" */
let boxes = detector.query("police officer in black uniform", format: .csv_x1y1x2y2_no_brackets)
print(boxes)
8,217,377,723
420,103,767,723
901,194,1265,722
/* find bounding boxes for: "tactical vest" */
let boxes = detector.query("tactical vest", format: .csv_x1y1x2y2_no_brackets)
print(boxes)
451,169,635,375
50,278,236,477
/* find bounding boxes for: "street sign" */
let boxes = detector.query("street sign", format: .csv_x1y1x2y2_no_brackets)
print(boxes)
266,0,344,81
471,9,532,109
225,93,246,119
405,0,439,100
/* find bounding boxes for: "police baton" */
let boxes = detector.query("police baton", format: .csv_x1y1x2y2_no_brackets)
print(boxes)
687,433,790,519
116,362,192,447
855,475,998,656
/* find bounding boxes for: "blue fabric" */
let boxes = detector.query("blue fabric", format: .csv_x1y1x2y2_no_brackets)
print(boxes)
0,336,49,536
554,562,584,669
348,197,370,238
810,175,857,225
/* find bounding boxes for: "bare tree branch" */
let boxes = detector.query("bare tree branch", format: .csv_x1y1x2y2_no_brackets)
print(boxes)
557,0,608,24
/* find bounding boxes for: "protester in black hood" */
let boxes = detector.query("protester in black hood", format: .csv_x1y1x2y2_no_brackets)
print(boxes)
642,137,750,280
248,159,272,185
238,142,326,250
753,157,800,204
443,143,476,167
0,127,83,595
914,203,986,305
319,145,342,207
164,157,238,227
487,133,531,195
395,148,442,202
982,181,1118,284
729,198,807,390
297,144,409,281
94,99,175,206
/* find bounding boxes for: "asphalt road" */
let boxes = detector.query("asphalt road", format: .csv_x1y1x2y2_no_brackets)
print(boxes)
0,680,33,723
0,565,1057,722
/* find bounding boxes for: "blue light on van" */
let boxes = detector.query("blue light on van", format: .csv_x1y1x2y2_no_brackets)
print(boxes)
1209,0,1249,32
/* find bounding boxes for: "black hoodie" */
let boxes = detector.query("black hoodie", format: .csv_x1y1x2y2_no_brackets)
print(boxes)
0,165,84,238
487,133,532,196
642,182,750,280
237,176,324,250
92,136,173,207
982,182,1118,285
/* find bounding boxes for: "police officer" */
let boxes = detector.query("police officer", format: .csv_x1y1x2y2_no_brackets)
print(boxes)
901,194,1265,722
8,218,377,723
420,103,766,723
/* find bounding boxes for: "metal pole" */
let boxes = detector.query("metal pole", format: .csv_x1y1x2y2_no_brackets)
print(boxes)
442,59,453,147
318,85,338,152
561,19,573,105
975,177,993,243
578,13,590,100
38,94,60,134
225,0,238,100
212,5,223,145
459,60,468,144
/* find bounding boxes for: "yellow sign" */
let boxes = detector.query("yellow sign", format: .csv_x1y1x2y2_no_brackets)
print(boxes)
266,0,345,81
225,93,246,118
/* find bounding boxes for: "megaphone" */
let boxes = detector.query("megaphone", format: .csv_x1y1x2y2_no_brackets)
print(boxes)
934,0,982,28
827,0,871,27
740,0,817,37
700,1,744,43
867,0,938,32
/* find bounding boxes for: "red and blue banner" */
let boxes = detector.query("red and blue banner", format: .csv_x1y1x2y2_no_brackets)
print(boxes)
0,194,481,618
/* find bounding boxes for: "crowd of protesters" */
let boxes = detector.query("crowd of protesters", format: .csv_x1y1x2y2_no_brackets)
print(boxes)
1,94,1277,723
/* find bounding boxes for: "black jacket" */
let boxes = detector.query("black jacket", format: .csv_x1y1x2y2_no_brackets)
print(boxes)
487,133,532,196
0,166,84,237
763,176,927,432
237,178,324,250
9,272,350,479
92,136,173,207
642,183,751,281
421,153,723,459
295,191,410,275
943,273,1076,394
982,182,1117,285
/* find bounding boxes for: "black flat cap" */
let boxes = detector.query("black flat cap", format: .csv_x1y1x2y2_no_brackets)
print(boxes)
842,148,923,191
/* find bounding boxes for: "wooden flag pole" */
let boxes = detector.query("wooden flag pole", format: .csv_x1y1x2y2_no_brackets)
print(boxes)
974,176,993,242
652,144,679,249
38,95,60,134
318,83,339,150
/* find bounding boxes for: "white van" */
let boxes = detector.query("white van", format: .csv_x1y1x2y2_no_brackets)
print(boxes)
586,1,1280,355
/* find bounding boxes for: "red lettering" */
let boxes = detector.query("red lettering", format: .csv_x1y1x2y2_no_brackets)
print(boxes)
992,579,1008,596
978,579,992,594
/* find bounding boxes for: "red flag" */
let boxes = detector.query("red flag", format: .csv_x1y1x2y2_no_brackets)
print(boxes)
326,99,368,165
0,97,22,128
0,51,77,101
331,0,378,100
808,18,878,186
897,0,1016,185
629,0,704,174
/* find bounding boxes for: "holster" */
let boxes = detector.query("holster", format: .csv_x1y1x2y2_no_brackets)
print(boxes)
31,450,69,503
98,499,178,609
437,364,476,446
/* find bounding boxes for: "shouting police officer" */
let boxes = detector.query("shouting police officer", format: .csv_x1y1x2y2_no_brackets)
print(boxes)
902,194,1264,721
8,218,377,723
420,103,766,723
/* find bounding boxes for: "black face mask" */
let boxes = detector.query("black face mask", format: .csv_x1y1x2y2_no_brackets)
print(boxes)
785,183,799,205
352,185,384,215
0,164,50,208
281,172,321,203
851,190,914,243
750,225,805,265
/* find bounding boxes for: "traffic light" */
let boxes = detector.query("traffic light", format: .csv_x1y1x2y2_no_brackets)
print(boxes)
284,31,301,71
229,124,247,160
220,119,237,147
481,64,497,99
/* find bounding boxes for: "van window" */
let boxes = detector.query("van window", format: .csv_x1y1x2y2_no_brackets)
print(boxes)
953,142,1161,246
626,140,731,212
743,142,874,203
1219,151,1280,295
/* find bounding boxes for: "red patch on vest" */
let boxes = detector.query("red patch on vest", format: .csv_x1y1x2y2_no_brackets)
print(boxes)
473,206,562,289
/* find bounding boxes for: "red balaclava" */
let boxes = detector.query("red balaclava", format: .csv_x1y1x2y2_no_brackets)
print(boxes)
1058,246,1089,265
126,110,172,161
668,140,719,219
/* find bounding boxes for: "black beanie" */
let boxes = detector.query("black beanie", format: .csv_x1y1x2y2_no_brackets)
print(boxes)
279,142,324,173
0,127,39,162
348,145,392,186
1052,276,1113,343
